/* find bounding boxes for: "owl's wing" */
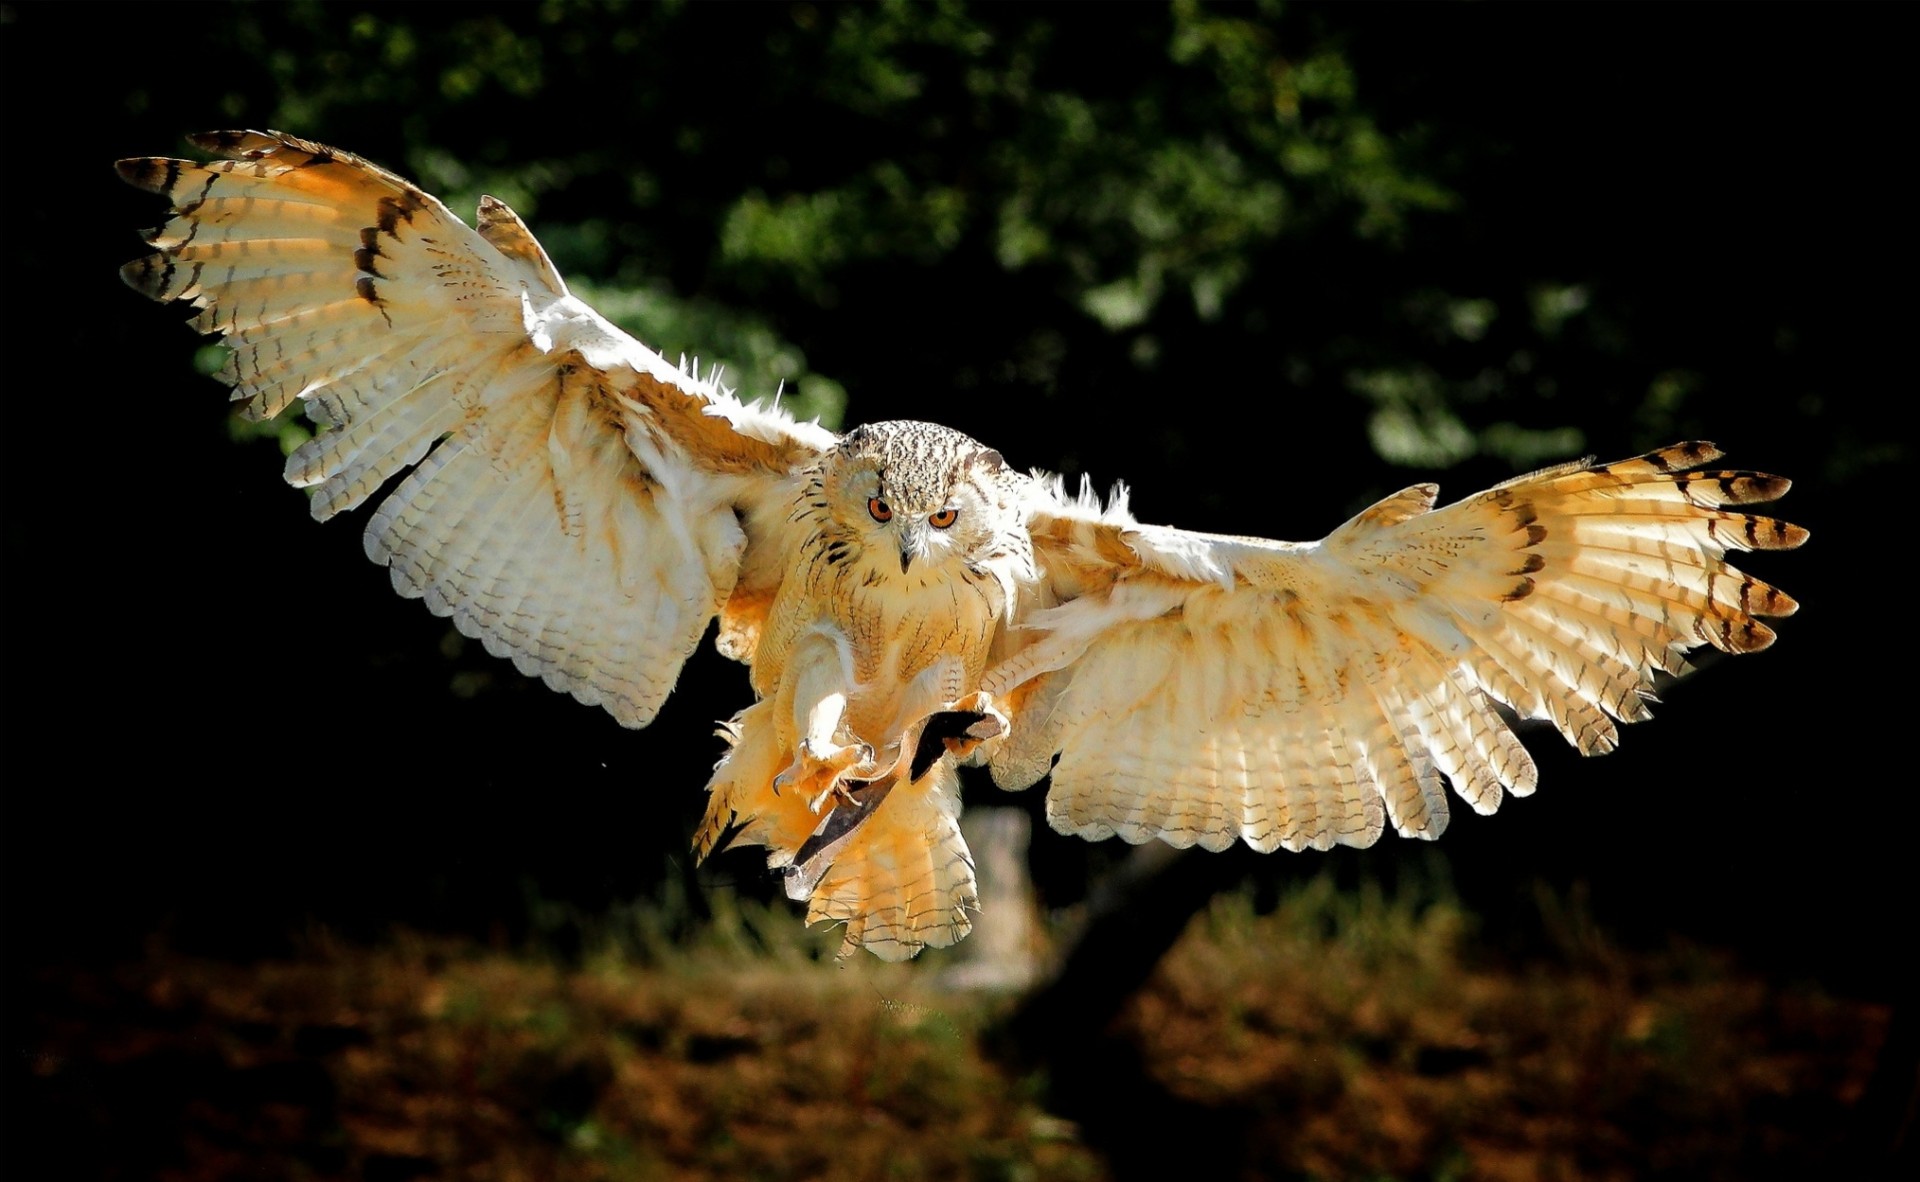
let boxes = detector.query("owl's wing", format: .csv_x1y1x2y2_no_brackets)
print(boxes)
988,444,1804,852
120,131,833,726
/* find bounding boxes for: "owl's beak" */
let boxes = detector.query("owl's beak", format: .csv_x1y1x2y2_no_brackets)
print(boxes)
898,524,927,574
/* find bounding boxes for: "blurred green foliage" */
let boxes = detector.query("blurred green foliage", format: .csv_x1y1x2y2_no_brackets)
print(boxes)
70,0,1901,501
106,0,1905,504
122,0,1801,476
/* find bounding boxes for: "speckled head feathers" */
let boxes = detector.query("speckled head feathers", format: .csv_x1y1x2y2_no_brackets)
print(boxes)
834,421,1005,509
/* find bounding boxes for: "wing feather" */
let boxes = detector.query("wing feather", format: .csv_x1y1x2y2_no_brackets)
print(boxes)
997,443,1803,851
121,130,832,726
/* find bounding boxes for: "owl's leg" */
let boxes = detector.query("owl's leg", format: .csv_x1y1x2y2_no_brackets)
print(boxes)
772,630,878,811
889,657,969,729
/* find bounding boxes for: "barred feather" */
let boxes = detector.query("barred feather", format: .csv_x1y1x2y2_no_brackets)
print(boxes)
999,442,1804,851
121,130,828,728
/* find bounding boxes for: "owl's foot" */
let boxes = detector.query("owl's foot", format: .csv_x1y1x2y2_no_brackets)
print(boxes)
938,691,1008,761
774,737,879,813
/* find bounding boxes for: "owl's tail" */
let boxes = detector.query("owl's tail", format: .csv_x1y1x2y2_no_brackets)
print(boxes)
697,704,978,960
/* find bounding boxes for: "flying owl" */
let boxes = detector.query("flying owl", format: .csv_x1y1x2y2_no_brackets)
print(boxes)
119,132,1805,960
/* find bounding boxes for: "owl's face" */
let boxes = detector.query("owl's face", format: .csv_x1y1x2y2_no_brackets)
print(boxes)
821,420,1026,579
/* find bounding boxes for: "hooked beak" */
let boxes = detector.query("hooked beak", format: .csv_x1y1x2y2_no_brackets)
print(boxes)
898,524,926,574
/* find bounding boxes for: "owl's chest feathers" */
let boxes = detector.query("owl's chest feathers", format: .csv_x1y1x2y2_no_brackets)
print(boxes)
847,559,1004,686
821,536,1004,681
756,518,1009,713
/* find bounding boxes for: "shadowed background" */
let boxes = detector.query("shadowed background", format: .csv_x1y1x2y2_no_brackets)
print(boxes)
5,2,1909,1178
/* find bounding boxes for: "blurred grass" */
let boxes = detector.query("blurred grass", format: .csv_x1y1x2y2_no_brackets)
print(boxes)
1129,875,1887,1180
22,873,1886,1181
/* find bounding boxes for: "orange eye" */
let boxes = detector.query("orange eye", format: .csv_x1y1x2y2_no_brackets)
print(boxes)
867,497,893,523
928,508,958,529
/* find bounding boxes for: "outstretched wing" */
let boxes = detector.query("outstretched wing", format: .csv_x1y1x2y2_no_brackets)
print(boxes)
120,131,833,726
988,444,1805,853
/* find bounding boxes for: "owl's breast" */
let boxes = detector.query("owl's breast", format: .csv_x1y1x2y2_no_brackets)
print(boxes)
842,556,1004,685
748,519,1017,740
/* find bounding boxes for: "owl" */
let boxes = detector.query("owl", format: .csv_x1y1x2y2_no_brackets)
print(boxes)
119,132,1805,959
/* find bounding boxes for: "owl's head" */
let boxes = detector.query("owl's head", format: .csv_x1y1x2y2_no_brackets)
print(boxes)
821,420,1026,577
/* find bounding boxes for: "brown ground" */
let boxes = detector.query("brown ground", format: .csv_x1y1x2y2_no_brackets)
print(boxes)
18,882,1891,1181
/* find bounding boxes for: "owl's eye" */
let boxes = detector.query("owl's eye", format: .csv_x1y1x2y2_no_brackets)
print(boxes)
867,497,893,523
928,508,959,529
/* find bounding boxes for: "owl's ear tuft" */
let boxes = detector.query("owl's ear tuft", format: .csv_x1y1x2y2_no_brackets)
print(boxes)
978,449,1005,473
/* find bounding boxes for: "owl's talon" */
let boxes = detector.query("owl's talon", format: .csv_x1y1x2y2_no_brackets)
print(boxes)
806,779,856,815
776,737,879,810
938,692,1009,760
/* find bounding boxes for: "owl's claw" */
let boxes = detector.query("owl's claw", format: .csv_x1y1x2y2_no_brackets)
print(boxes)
940,692,1007,760
805,779,854,815
775,737,879,813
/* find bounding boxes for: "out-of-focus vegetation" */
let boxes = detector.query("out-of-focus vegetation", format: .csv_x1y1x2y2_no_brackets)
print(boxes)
93,0,1900,508
23,876,1885,1180
8,1,1911,1178
138,0,1701,473
1130,880,1884,1180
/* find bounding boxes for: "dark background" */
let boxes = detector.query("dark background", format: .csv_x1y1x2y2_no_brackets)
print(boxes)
5,0,1906,1037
